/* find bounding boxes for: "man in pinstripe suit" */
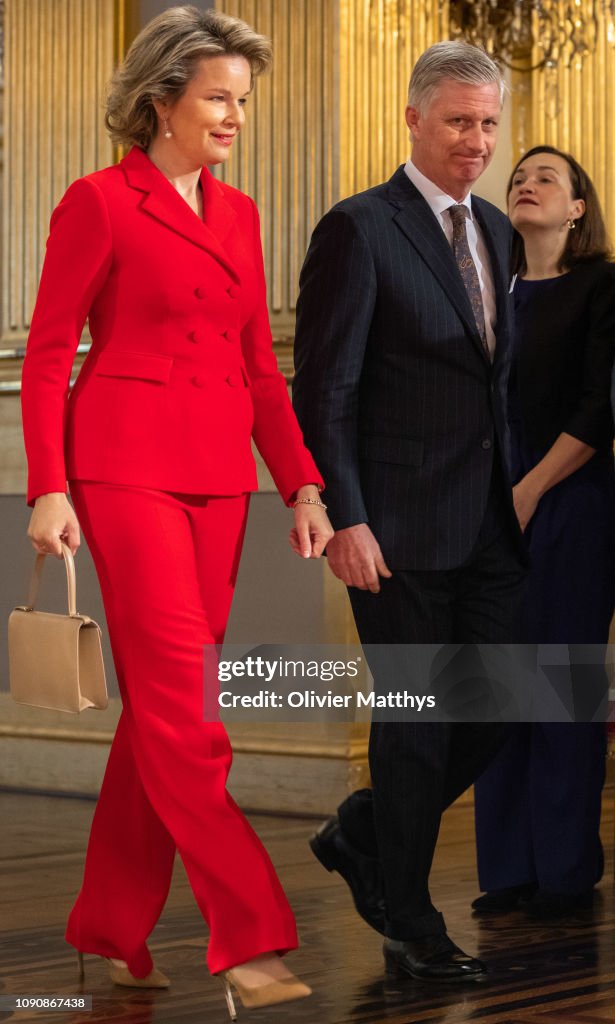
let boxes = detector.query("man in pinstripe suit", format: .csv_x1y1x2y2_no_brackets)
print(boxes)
293,41,527,982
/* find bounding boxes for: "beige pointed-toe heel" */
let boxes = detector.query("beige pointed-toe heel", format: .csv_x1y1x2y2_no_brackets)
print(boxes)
217,970,311,1019
77,951,170,989
107,959,170,989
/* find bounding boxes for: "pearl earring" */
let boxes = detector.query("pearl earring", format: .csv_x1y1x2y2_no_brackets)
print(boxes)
567,218,576,230
163,117,172,139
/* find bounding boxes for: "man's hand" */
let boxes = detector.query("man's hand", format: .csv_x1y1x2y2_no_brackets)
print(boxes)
326,523,392,593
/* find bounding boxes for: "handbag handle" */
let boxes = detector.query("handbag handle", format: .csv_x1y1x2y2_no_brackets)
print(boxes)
27,542,77,616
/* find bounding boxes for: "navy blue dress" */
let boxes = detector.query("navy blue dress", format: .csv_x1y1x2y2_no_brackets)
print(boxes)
474,262,615,896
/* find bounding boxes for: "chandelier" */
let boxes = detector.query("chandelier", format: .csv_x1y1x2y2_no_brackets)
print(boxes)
448,0,615,70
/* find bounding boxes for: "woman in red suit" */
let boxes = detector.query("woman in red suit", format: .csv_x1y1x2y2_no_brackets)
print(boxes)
21,6,332,1016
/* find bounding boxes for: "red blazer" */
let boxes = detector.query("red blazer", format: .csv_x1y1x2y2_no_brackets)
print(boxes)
21,146,322,506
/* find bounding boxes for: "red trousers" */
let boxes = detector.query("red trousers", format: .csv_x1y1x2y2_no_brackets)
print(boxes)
65,482,298,975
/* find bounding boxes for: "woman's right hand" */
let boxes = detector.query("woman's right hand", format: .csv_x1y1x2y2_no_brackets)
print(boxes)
512,477,541,533
27,492,81,557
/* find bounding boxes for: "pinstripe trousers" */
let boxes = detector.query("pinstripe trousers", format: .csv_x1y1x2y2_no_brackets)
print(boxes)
340,475,526,939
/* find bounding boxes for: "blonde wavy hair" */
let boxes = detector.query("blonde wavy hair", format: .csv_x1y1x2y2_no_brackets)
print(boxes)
105,5,272,150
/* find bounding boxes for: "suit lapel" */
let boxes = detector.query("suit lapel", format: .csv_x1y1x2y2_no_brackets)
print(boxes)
387,168,485,355
472,197,512,367
386,167,492,365
121,147,240,283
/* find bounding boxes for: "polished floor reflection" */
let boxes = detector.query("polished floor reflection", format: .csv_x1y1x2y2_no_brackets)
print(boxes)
1,789,613,1023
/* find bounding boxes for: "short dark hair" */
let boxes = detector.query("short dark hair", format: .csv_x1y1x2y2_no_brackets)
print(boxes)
507,145,612,276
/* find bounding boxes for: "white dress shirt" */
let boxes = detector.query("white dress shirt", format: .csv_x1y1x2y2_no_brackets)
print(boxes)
404,158,497,358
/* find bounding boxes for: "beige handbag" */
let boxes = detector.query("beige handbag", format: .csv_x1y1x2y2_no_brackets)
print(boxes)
8,542,108,713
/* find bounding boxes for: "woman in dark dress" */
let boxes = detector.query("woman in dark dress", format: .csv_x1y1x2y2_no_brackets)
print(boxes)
473,146,615,918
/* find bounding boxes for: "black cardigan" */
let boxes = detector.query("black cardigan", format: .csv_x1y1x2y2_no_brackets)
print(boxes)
513,259,615,453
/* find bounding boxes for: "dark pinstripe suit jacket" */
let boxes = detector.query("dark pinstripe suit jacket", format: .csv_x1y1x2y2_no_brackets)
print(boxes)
293,165,517,571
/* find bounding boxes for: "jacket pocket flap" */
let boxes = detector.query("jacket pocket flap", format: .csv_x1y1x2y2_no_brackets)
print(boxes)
94,351,173,383
358,435,424,466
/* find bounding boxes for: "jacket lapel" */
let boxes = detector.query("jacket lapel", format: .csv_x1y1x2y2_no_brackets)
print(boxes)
121,147,240,283
472,197,512,367
386,167,491,365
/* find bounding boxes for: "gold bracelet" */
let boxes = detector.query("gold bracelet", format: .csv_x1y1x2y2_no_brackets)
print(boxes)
293,497,328,510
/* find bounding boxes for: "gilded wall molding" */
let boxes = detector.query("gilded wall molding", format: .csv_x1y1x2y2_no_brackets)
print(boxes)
1,0,121,369
338,0,448,197
214,0,338,336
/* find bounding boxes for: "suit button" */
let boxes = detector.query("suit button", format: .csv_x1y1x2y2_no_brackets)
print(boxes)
194,287,206,300
481,438,492,450
192,375,207,388
188,330,204,344
227,285,240,299
223,329,238,343
226,373,239,387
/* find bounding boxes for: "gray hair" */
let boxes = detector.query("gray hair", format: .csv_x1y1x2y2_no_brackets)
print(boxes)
105,5,272,150
408,41,505,112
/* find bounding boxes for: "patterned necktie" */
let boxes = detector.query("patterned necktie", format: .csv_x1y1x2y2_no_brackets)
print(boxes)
448,204,490,358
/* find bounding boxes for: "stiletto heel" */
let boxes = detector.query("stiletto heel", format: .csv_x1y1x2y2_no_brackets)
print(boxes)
217,968,311,1015
75,951,170,989
219,976,238,1020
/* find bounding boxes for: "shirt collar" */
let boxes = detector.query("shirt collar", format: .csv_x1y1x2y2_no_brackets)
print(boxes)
404,158,473,222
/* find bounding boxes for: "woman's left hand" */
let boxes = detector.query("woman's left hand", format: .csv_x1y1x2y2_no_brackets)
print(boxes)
512,477,541,532
289,487,334,558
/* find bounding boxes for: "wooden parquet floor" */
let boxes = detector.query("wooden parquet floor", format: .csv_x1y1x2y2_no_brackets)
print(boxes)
0,790,614,1024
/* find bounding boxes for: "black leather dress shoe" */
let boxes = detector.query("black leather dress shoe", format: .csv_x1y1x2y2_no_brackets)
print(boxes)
309,817,386,934
472,884,537,914
383,935,487,983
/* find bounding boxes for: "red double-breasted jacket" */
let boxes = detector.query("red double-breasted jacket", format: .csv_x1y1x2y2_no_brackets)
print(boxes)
22,146,322,506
